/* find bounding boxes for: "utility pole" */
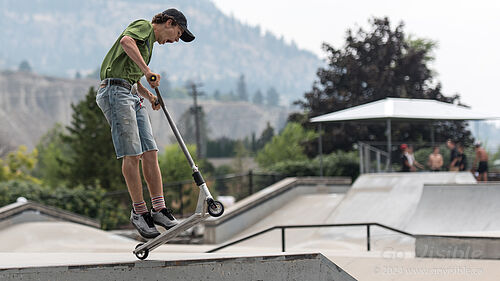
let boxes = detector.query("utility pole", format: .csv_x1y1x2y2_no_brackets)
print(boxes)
188,81,203,159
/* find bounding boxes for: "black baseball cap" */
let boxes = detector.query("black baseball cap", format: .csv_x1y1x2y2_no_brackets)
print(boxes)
162,8,195,42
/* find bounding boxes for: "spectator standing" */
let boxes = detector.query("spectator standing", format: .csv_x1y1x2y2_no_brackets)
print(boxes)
473,141,489,182
427,146,444,171
447,139,459,171
407,146,424,171
400,144,411,172
456,143,467,171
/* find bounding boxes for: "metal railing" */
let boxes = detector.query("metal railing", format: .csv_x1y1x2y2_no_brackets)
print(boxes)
358,142,391,174
207,222,414,253
106,171,285,217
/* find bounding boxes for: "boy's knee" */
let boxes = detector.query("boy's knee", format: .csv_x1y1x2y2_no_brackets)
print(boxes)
123,155,142,164
142,150,157,161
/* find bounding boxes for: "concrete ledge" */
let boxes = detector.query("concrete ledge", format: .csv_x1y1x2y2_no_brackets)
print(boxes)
0,253,357,281
415,234,500,259
204,177,351,244
0,201,100,229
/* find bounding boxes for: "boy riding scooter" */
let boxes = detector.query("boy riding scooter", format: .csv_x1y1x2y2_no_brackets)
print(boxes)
97,9,195,238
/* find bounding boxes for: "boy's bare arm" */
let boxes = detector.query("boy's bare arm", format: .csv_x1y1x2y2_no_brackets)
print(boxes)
120,36,160,88
137,81,160,110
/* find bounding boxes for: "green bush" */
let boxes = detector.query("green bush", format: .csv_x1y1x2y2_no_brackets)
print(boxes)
256,122,316,168
265,150,359,180
0,180,128,230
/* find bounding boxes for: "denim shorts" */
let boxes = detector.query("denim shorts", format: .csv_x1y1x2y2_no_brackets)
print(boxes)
96,79,158,159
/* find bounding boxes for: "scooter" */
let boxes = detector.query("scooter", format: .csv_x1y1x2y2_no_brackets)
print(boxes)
133,75,224,260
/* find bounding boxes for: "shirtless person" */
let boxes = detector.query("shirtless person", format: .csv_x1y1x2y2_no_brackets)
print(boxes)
427,146,443,171
473,141,489,182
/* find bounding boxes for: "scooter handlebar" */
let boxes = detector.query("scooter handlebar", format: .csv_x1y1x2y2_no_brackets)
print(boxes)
149,75,160,106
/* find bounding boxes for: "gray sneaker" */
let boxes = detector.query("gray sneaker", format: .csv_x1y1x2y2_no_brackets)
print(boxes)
130,210,160,239
151,208,178,230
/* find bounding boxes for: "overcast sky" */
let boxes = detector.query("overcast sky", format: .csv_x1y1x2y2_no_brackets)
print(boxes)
212,0,500,117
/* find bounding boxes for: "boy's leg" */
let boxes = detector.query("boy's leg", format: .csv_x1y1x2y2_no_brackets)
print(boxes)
99,83,160,238
141,150,163,198
142,150,178,229
482,172,488,182
123,155,144,203
123,154,160,238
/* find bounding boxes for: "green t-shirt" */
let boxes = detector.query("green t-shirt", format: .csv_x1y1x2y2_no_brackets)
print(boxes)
100,19,156,84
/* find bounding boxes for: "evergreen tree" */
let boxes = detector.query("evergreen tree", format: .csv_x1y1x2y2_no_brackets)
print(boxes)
256,122,275,150
236,74,248,101
206,137,236,158
252,89,264,105
33,123,71,188
62,87,124,190
266,87,279,106
18,60,32,72
251,132,257,153
213,89,221,101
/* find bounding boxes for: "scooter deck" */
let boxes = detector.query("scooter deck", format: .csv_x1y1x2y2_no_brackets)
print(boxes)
134,212,207,255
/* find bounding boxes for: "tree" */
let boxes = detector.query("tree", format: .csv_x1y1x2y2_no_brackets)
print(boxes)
0,146,40,183
32,123,71,188
158,144,198,184
266,87,279,106
256,122,316,168
213,90,221,101
256,122,275,151
18,60,32,72
206,137,236,157
252,89,264,105
236,74,248,101
294,17,473,153
232,140,249,173
62,87,124,190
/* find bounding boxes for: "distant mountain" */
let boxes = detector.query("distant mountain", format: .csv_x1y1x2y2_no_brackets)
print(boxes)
0,0,323,104
0,71,290,153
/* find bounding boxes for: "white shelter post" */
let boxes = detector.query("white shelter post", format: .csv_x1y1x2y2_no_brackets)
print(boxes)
318,123,323,177
386,119,391,169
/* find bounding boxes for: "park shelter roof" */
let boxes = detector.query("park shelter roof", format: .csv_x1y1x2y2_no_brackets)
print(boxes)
310,98,499,123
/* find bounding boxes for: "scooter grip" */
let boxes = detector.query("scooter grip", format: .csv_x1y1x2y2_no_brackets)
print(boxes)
192,171,205,186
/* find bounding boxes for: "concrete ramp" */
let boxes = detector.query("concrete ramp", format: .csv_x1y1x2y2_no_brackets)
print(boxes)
204,177,351,244
0,253,357,281
408,184,500,234
322,172,476,231
0,221,136,252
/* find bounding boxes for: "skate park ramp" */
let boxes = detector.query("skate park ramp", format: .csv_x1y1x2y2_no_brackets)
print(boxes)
204,177,351,245
0,221,357,281
407,183,500,234
0,252,356,281
0,221,137,252
212,173,476,251
320,172,476,231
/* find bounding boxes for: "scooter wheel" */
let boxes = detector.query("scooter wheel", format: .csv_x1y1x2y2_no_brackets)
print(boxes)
208,200,224,217
135,243,149,260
